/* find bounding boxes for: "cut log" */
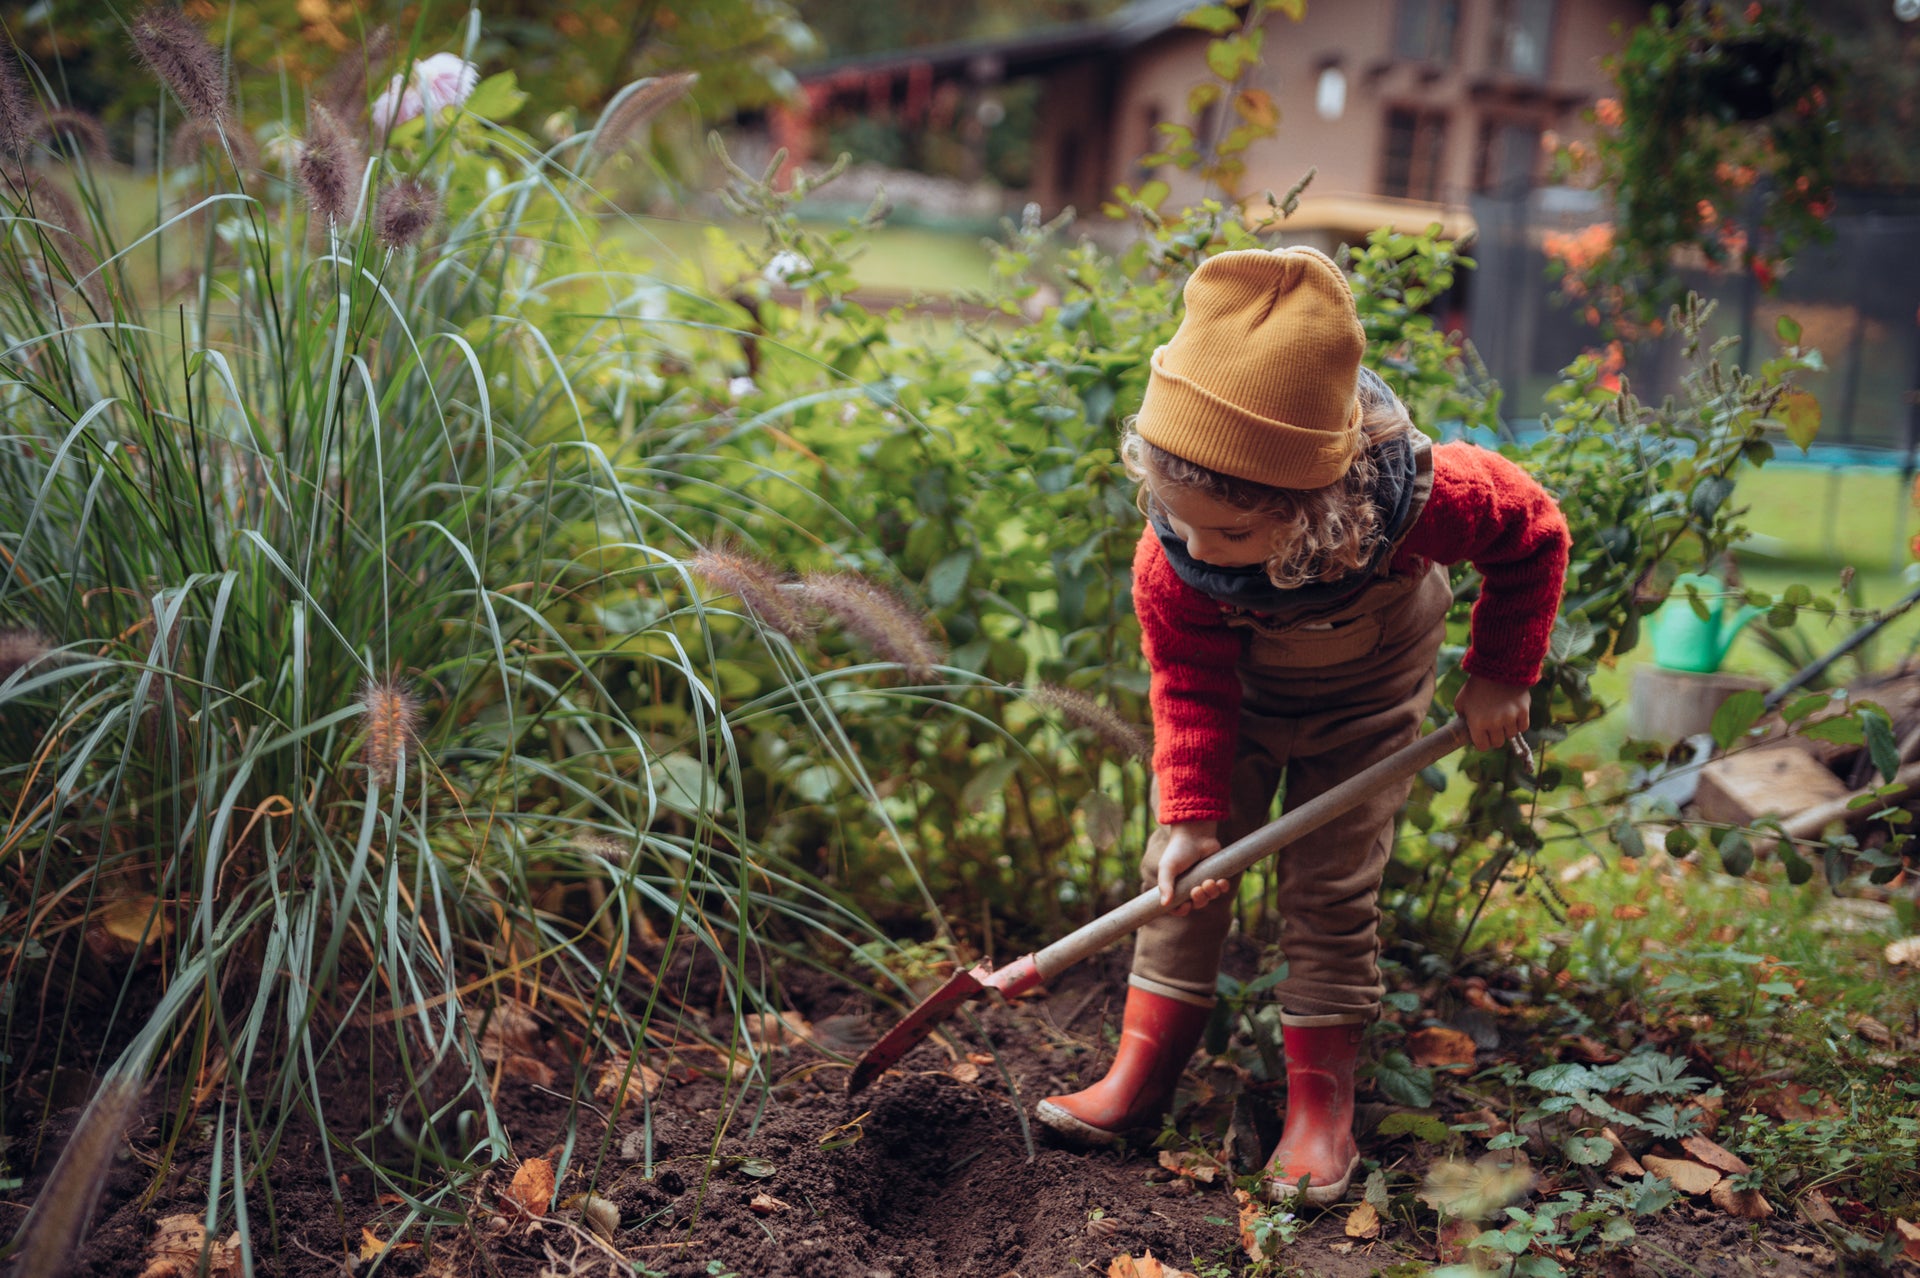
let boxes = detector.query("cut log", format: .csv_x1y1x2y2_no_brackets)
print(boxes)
1691,746,1850,829
1629,667,1769,746
1771,759,1920,846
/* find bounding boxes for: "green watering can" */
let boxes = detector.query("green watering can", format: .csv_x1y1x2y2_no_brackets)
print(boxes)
1648,572,1764,673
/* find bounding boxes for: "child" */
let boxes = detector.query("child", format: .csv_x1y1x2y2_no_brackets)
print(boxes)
1035,247,1568,1205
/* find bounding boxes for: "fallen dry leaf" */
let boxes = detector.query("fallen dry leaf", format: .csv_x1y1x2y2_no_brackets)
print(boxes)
501,1054,555,1087
744,1010,813,1048
1747,1084,1829,1122
1680,1135,1751,1177
1600,1127,1644,1178
1799,1188,1842,1227
1886,935,1920,966
1612,904,1648,921
97,896,174,947
141,1215,240,1278
1709,1180,1773,1219
1641,1154,1721,1197
503,1157,554,1217
1896,1218,1920,1261
1847,1013,1894,1047
1157,1148,1220,1184
1329,1239,1356,1254
1435,1216,1478,1264
468,999,542,1064
1234,1190,1268,1263
1564,1034,1620,1064
948,1060,981,1084
594,1056,663,1106
1407,1026,1478,1069
1686,1093,1726,1136
1344,1200,1382,1239
1107,1251,1193,1278
749,1193,791,1215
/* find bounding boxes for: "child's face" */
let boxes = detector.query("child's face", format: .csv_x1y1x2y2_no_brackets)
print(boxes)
1150,480,1274,568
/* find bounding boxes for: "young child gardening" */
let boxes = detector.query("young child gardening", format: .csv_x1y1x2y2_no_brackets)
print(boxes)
1034,247,1569,1205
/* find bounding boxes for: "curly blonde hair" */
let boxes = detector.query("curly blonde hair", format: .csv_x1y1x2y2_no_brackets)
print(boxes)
1121,367,1415,589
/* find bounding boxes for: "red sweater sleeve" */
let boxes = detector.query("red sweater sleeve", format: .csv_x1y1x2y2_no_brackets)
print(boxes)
1132,528,1242,825
1392,441,1569,686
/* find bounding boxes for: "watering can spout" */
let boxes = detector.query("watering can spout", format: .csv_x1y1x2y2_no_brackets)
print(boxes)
1649,572,1759,673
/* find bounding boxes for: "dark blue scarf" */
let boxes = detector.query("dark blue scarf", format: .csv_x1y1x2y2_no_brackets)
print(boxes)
1149,432,1418,614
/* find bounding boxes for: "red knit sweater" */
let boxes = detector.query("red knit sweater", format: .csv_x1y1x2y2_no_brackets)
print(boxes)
1135,440,1570,824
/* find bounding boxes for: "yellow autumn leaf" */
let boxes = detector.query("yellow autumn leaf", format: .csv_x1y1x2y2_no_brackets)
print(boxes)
504,1157,554,1217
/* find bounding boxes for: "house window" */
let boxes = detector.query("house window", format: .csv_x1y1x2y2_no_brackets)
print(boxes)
1474,120,1542,194
1489,0,1556,80
1381,107,1449,201
1394,0,1460,64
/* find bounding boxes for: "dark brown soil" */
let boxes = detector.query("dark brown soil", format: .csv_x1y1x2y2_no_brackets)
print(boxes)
5,941,1872,1278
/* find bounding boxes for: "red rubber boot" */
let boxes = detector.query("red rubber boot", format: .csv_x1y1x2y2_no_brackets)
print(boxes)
1262,1014,1365,1205
1034,984,1211,1145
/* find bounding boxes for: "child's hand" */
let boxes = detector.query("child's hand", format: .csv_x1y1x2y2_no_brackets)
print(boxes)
1455,674,1531,750
1157,821,1231,916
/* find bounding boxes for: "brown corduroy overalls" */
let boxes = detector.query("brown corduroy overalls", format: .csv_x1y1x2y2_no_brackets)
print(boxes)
1130,439,1451,1020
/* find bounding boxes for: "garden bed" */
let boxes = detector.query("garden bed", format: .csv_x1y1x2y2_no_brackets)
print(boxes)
15,939,1868,1278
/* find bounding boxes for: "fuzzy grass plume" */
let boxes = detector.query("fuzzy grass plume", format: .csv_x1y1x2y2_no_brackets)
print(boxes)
589,72,698,160
375,175,439,249
298,102,360,226
16,174,107,312
317,24,394,119
799,571,942,680
1028,682,1151,760
129,6,229,127
9,1073,143,1276
0,41,35,163
37,108,108,163
688,542,811,640
0,628,50,682
166,113,258,171
358,678,422,784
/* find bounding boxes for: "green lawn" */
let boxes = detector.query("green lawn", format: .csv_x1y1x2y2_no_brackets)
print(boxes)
622,214,994,296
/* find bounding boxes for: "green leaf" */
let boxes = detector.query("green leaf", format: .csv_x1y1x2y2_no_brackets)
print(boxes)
1564,1135,1613,1166
1372,1050,1434,1107
1778,389,1821,452
1777,840,1813,885
1613,820,1646,858
1861,707,1900,783
961,756,1021,814
463,71,528,122
1526,1063,1612,1095
1801,715,1864,746
1781,692,1831,724
1380,1111,1454,1143
1689,475,1735,524
1663,827,1697,857
925,550,973,608
1717,828,1753,877
1179,4,1240,33
1775,314,1802,346
1134,179,1170,211
1709,689,1764,750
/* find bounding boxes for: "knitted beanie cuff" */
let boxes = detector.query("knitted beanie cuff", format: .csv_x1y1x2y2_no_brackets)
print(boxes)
1138,346,1361,491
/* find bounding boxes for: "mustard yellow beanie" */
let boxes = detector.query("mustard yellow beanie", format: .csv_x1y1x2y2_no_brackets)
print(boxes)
1135,246,1365,490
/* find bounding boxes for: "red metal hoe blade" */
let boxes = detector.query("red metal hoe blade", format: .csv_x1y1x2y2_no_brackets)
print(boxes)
846,954,1042,1094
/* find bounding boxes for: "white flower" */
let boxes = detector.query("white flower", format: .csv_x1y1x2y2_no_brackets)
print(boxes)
727,376,757,401
373,53,480,131
762,250,812,286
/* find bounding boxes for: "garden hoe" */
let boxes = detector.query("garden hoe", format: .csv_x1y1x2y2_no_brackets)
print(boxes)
847,716,1472,1094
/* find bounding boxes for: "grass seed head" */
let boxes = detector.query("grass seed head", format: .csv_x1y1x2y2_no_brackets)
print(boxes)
298,102,360,226
589,72,698,159
0,44,37,163
167,113,258,171
689,543,811,640
799,571,942,680
17,176,107,312
359,678,421,783
1028,682,1151,760
316,24,394,120
374,175,439,249
9,1073,143,1278
129,7,229,127
0,629,51,682
38,109,109,163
